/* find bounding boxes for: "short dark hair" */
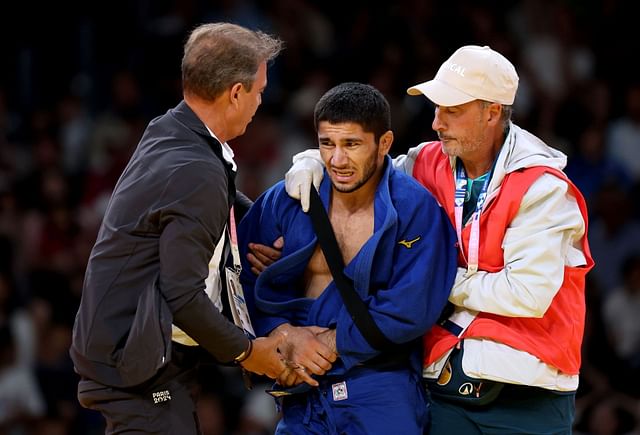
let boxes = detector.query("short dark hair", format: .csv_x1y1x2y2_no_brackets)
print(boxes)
182,23,283,100
314,82,391,141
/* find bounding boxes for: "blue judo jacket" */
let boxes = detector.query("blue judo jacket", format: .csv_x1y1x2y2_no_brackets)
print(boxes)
238,156,457,376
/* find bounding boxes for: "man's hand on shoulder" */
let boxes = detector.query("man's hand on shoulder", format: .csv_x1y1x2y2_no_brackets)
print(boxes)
285,149,324,212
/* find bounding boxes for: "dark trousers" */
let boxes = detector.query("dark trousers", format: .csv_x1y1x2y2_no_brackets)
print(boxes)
428,383,575,435
77,343,203,435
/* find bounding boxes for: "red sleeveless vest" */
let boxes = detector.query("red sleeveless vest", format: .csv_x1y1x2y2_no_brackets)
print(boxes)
413,142,594,375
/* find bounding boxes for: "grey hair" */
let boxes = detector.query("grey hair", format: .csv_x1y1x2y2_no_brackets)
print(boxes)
481,100,512,130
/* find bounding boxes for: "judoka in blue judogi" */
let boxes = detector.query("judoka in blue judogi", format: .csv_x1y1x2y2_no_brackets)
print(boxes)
238,82,457,435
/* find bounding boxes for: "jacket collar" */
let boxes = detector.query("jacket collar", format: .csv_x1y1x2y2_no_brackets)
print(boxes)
170,99,237,171
170,100,237,202
170,100,212,138
317,154,396,293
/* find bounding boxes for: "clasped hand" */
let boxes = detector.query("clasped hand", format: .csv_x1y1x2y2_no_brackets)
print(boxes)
272,324,338,387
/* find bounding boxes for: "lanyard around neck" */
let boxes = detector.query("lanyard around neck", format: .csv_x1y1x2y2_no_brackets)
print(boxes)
453,126,511,275
454,161,492,275
227,206,241,269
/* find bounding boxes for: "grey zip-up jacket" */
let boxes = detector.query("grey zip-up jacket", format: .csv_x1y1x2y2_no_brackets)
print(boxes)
70,101,249,388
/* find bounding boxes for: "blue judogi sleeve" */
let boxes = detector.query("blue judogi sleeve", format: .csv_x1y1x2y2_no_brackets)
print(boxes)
238,183,287,336
238,181,316,337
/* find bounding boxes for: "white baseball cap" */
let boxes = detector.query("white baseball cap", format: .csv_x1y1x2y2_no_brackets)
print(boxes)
407,45,519,107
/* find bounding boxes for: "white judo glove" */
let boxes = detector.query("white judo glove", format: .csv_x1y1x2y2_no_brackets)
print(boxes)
285,149,325,212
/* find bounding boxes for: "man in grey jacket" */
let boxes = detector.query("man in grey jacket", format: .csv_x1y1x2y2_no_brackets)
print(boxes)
70,23,298,434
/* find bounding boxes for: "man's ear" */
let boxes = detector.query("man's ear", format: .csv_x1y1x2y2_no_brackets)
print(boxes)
229,82,244,107
486,102,502,126
379,130,394,155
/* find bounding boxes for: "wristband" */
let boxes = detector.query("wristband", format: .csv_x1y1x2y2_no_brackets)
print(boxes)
234,339,253,364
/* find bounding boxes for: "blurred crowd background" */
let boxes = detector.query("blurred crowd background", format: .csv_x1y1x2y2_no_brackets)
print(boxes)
1,0,639,434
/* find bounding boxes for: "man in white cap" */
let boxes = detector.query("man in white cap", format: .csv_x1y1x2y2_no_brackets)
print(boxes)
257,45,594,433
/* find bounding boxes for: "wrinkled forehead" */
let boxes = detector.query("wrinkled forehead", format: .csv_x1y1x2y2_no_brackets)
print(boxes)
317,121,376,140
